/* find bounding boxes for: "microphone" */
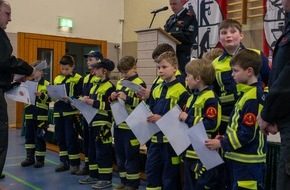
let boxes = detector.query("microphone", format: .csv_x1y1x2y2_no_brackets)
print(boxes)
151,6,168,14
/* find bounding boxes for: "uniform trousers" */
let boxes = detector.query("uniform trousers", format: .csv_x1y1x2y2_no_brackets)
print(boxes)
0,90,8,176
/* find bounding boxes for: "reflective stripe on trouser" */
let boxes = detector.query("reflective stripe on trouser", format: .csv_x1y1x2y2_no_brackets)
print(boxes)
226,159,266,190
114,128,140,188
145,143,181,190
25,119,46,161
54,116,80,166
82,119,90,166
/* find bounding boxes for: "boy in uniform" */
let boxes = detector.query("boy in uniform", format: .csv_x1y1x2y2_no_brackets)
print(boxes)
205,49,267,190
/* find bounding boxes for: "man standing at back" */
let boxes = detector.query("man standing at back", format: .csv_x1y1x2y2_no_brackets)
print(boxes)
164,0,198,75
0,0,35,179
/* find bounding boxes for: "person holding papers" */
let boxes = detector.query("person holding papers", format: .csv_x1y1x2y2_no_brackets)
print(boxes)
205,49,267,190
110,56,146,190
76,49,102,176
179,59,221,190
78,59,115,189
53,55,83,174
21,62,50,168
146,51,189,190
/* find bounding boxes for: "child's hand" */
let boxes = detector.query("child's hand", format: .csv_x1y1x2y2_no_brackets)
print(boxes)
111,92,118,101
82,96,89,102
62,97,68,103
138,87,151,99
117,91,126,101
205,139,221,150
35,91,42,97
179,112,188,122
147,114,161,123
265,123,279,135
84,98,94,105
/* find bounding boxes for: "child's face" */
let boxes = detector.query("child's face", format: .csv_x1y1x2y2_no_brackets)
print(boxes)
87,57,100,70
157,59,177,82
120,66,137,79
60,64,74,76
33,70,43,80
93,67,105,78
219,26,243,53
186,73,199,90
231,64,249,84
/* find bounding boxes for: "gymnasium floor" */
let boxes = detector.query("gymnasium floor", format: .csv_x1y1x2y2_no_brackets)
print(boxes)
0,129,146,190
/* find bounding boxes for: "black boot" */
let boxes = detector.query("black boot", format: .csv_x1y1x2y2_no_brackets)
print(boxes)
55,161,69,172
21,150,35,167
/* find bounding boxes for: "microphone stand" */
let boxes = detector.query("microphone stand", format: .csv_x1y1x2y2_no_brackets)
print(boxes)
149,13,157,28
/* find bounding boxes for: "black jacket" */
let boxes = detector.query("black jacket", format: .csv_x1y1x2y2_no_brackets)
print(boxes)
261,13,290,127
0,28,33,91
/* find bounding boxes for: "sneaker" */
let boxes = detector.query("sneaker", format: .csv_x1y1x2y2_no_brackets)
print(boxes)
70,165,80,174
114,183,126,190
21,158,35,167
34,161,44,168
76,167,89,175
91,180,112,189
55,162,69,172
79,176,99,184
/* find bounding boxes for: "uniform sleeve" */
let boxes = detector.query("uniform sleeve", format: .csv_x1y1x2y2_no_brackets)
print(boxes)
93,85,116,110
259,51,271,87
261,60,290,123
221,100,259,152
0,55,33,76
73,77,83,99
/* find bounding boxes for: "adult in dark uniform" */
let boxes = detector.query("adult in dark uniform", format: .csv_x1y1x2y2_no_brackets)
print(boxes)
257,0,290,189
164,0,198,74
0,0,35,179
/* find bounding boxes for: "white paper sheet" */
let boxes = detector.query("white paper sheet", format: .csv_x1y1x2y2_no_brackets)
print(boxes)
5,83,31,104
34,60,49,71
72,99,98,124
110,98,129,125
24,81,38,105
187,122,224,170
156,106,191,155
125,101,160,145
46,84,67,100
121,80,143,92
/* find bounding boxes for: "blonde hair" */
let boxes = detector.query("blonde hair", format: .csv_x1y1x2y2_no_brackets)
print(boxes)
185,59,216,85
202,48,223,63
156,51,178,66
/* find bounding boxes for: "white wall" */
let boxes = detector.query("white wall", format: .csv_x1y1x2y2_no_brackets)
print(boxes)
6,0,124,43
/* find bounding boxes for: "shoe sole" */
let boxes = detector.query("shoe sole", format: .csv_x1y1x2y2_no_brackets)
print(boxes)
92,184,112,189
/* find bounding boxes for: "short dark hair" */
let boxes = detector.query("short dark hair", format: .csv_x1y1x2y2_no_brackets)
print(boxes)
59,55,75,67
152,43,175,59
230,49,261,76
117,56,137,72
219,19,242,33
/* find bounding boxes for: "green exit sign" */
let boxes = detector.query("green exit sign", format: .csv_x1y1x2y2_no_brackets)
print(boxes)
59,17,73,28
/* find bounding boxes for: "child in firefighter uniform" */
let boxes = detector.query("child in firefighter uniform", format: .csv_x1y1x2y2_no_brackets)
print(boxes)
146,52,189,190
53,55,83,174
111,56,146,190
21,63,50,168
179,59,221,190
205,49,267,190
78,59,115,189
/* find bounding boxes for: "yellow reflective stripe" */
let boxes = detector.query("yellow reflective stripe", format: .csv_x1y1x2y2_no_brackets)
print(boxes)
54,111,79,117
102,137,113,144
225,152,266,163
85,157,89,162
146,187,162,190
59,151,68,156
36,102,48,110
227,129,242,150
119,172,127,178
126,173,140,180
133,97,139,107
151,136,169,143
89,164,98,171
151,136,157,143
37,115,48,120
35,151,46,157
98,167,113,174
237,180,257,190
69,154,80,160
130,139,140,146
92,121,111,127
171,156,181,165
219,94,235,103
25,144,35,149
185,150,199,159
194,116,203,126
98,109,108,116
263,86,269,93
37,121,45,128
25,114,33,119
221,115,230,122
117,123,130,130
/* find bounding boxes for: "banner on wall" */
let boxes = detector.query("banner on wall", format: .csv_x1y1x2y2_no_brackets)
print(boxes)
264,0,285,55
183,0,225,58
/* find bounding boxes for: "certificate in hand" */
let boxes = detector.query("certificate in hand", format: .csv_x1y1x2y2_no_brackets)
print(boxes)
24,81,38,105
187,122,224,170
125,101,160,145
121,80,143,92
47,84,67,100
5,83,31,104
72,99,98,124
156,105,191,155
110,98,129,125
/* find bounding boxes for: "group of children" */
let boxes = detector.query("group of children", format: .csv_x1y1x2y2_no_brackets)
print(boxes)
21,18,271,190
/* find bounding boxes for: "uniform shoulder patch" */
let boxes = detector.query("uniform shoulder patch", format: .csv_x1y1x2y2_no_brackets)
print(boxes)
243,113,256,126
206,107,217,119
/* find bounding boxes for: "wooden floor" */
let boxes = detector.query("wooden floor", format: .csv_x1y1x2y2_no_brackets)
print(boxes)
0,129,146,190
